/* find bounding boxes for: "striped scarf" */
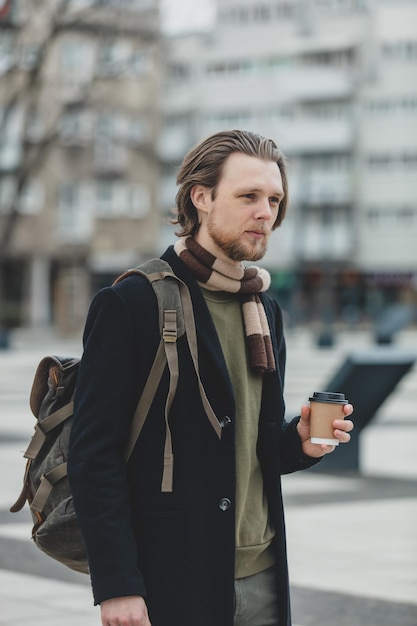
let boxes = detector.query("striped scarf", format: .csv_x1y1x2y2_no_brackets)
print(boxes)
174,237,276,375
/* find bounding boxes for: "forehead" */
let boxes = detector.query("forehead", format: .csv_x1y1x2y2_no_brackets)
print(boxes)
220,152,283,192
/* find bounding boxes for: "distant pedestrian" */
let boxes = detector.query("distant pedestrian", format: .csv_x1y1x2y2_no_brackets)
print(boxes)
68,129,353,626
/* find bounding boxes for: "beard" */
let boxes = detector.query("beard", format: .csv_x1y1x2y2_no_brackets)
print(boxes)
207,214,270,262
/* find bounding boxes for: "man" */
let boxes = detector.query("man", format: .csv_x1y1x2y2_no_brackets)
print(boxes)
68,129,353,626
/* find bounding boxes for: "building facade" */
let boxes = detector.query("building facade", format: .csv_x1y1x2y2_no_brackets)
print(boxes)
1,0,416,335
0,0,162,334
159,0,417,328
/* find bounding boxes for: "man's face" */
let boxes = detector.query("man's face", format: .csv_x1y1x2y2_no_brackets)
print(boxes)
194,152,284,264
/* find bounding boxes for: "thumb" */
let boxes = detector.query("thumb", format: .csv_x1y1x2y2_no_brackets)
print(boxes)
296,404,311,441
300,404,311,424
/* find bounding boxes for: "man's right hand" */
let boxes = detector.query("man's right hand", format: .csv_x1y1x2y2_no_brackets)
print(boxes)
100,595,151,626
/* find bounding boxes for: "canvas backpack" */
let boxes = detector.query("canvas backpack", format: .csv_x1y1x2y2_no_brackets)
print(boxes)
10,258,220,574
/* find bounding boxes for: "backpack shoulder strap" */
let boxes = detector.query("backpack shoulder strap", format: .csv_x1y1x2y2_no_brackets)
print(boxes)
113,258,221,493
114,258,186,339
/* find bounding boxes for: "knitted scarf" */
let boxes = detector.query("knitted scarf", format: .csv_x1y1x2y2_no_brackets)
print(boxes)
174,237,276,375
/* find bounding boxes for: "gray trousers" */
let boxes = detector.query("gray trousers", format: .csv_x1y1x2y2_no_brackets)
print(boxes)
234,567,280,626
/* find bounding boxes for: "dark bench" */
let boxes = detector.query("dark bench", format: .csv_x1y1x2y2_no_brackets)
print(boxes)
310,349,416,472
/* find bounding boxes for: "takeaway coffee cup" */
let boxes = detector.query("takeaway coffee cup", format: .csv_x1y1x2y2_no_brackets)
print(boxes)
309,391,348,446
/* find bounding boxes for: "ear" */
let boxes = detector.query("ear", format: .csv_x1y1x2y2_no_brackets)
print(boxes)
190,185,211,214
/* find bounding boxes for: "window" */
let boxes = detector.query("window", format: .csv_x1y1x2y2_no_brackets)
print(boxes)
275,2,294,18
95,181,149,218
130,117,150,144
203,110,257,129
301,48,355,68
127,183,150,218
0,137,22,170
382,41,417,62
266,55,293,69
302,153,351,172
98,40,132,76
367,155,391,170
223,2,295,23
131,50,151,76
0,176,43,215
94,140,128,173
0,31,15,74
367,153,417,171
0,176,16,214
19,179,44,215
60,109,93,144
60,38,95,82
19,44,40,71
301,101,351,119
206,58,254,76
367,207,417,228
236,7,249,22
96,180,114,217
253,5,271,21
0,107,24,170
168,62,190,80
96,112,117,141
57,182,93,242
26,108,44,143
313,0,368,13
70,0,156,7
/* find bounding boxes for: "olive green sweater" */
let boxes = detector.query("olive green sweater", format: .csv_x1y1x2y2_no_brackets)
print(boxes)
201,288,275,578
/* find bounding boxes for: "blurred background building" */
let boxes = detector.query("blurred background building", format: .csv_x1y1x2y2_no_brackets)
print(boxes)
1,0,416,337
160,0,417,333
0,0,162,334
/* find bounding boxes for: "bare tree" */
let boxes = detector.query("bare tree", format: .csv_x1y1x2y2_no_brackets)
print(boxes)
0,0,160,337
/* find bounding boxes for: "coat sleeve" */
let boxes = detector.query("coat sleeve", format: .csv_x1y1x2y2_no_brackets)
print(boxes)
266,296,322,474
280,416,322,474
67,283,153,604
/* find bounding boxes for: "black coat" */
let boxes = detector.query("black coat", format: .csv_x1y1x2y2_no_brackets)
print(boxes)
68,246,320,626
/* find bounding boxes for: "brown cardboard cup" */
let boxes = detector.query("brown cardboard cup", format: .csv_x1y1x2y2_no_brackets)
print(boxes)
309,391,348,446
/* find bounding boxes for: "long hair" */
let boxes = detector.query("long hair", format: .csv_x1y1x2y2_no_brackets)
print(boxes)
172,129,288,237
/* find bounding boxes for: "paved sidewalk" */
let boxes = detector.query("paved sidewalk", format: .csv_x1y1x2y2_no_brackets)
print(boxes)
1,327,416,625
283,472,417,625
0,570,98,626
1,472,416,626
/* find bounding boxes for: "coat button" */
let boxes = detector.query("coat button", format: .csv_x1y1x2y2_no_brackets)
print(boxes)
219,497,231,511
220,416,232,428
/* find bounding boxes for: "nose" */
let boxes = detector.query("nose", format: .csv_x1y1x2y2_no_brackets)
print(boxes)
255,198,273,221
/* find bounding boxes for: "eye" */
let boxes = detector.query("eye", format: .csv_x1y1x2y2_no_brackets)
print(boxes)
270,197,281,206
242,193,256,201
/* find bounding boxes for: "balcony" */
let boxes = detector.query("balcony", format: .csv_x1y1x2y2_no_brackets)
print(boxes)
279,119,354,154
297,171,353,205
276,66,355,102
201,65,355,110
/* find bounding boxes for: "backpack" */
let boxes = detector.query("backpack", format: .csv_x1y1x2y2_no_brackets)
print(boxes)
10,258,220,574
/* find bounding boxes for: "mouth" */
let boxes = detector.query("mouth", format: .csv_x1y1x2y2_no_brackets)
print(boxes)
246,230,268,240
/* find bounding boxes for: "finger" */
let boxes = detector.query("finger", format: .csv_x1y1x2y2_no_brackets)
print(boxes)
343,403,353,416
300,404,311,422
334,429,351,443
334,419,354,433
333,419,353,443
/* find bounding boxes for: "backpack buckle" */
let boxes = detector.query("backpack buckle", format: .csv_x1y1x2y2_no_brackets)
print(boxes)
162,310,177,343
